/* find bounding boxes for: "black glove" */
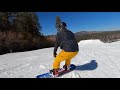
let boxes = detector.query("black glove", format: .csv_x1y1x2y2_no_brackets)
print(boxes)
53,53,57,57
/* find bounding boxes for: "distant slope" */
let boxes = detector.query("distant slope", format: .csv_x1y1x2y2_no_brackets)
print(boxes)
74,30,120,43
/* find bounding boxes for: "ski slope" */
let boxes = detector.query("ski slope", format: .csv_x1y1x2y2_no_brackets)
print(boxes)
0,39,120,78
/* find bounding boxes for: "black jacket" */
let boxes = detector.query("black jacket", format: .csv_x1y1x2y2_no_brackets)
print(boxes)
54,28,79,55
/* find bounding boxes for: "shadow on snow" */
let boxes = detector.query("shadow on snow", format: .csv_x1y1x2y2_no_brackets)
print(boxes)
75,60,98,71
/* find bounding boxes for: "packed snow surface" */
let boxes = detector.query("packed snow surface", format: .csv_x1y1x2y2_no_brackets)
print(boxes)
0,39,120,78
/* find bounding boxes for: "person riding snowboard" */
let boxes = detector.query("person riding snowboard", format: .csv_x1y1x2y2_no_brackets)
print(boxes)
52,22,79,76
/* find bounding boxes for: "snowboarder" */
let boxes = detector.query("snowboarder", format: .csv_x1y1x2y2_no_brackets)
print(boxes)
52,22,79,76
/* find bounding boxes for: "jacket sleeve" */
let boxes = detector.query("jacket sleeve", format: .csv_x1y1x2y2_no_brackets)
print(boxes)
54,33,60,55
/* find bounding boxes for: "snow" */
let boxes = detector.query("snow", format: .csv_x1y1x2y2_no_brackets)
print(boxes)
0,39,120,78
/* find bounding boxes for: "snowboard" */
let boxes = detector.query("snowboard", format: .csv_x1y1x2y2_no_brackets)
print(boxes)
36,64,76,78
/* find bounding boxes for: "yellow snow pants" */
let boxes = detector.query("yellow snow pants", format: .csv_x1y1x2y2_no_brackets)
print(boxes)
53,50,78,69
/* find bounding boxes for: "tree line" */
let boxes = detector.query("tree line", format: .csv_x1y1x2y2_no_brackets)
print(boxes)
0,12,54,55
0,12,42,35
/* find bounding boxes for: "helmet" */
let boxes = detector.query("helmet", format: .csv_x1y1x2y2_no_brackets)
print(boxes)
59,22,67,28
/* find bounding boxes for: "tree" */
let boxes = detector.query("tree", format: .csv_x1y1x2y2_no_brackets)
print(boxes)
0,12,10,31
13,12,42,36
55,16,62,31
27,12,42,36
0,12,20,32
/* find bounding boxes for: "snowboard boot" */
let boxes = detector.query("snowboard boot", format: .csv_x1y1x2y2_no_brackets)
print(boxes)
52,69,59,77
63,65,70,71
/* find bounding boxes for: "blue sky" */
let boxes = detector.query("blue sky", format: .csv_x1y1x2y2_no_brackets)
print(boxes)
37,12,120,35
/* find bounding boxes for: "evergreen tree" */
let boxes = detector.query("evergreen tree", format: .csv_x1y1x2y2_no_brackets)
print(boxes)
55,16,61,31
13,12,42,35
0,12,10,31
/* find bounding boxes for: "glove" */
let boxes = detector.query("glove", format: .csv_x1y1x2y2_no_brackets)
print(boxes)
53,53,57,57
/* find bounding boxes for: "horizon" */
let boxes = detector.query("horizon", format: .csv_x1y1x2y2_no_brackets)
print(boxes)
43,30,120,36
37,12,120,35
